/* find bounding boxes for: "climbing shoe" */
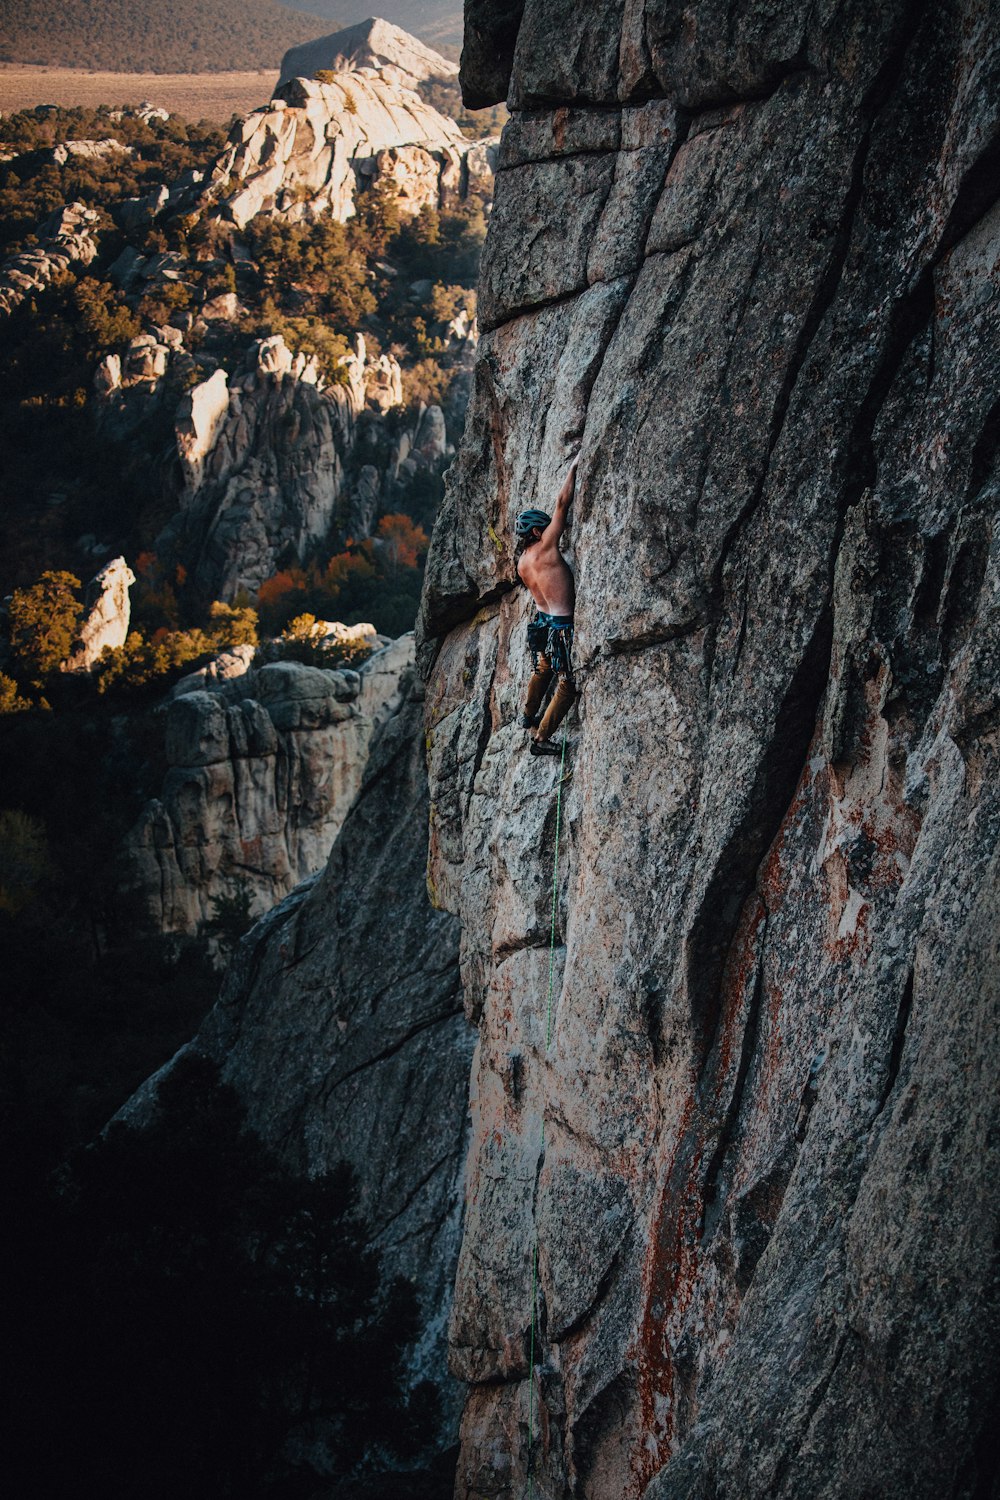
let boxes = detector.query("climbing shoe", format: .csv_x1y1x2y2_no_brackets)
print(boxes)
529,739,563,757
520,712,541,729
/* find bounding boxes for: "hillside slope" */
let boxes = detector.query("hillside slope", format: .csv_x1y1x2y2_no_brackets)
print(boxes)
0,0,329,72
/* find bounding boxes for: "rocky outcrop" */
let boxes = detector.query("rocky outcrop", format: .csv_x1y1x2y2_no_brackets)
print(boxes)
0,203,100,317
121,671,473,1427
279,16,460,92
423,2,1000,1496
174,368,231,492
90,311,472,601
204,68,476,230
120,633,413,937
47,138,133,166
154,332,465,602
65,556,136,672
157,334,367,600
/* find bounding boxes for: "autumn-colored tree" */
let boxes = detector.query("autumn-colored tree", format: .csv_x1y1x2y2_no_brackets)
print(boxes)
257,568,308,610
93,603,259,697
0,673,30,715
284,613,320,640
377,514,428,574
7,570,82,684
322,547,377,591
208,600,258,648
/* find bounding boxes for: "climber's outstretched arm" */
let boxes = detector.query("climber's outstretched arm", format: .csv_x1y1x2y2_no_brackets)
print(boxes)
541,455,579,547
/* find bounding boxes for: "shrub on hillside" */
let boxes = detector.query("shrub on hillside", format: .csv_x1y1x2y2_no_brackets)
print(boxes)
93,601,259,697
6,569,82,686
249,217,376,333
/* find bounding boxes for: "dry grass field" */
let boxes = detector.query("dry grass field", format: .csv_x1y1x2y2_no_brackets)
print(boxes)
0,63,276,121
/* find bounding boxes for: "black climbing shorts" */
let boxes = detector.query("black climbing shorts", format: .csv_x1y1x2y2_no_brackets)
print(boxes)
528,611,574,679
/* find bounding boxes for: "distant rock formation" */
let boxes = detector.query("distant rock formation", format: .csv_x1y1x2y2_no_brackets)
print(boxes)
119,633,413,937
279,15,460,92
64,556,136,672
0,203,100,318
151,332,463,602
48,138,133,167
91,315,472,603
203,67,485,229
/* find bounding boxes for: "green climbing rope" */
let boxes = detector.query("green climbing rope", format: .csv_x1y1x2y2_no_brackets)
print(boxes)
528,731,568,1497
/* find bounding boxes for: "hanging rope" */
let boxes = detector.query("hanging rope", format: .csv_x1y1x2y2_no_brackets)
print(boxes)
527,731,568,1497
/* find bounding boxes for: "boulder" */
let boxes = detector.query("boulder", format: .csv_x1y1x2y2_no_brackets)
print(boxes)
200,291,239,321
0,203,100,318
50,138,131,166
117,183,169,232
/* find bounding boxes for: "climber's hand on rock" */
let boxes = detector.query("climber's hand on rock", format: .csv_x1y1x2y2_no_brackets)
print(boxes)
558,452,581,507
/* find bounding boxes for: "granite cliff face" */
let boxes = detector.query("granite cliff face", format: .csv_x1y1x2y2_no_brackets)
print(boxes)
418,1,1000,1495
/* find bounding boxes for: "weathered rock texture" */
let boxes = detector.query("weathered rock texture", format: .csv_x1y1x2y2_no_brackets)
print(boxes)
279,16,460,92
424,2,1000,1495
123,672,473,1420
120,634,413,936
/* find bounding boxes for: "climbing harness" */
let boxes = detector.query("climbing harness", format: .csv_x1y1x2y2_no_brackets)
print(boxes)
527,730,568,1497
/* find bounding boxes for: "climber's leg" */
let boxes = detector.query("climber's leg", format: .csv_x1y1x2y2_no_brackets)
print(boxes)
535,673,575,742
521,652,553,728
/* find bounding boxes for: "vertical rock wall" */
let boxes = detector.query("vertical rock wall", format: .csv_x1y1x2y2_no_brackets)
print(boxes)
423,2,1000,1495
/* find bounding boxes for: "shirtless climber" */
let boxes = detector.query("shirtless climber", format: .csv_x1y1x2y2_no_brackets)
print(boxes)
514,456,579,757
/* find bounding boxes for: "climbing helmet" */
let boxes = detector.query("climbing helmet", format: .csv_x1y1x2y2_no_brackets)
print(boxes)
515,508,552,537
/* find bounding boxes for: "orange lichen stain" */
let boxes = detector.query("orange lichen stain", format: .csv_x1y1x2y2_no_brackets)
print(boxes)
552,106,569,151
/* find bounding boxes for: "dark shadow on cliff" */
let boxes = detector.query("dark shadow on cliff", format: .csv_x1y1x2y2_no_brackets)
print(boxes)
0,1053,455,1499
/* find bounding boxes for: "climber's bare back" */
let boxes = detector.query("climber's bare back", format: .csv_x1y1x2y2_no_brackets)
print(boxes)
516,457,579,614
517,543,575,615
